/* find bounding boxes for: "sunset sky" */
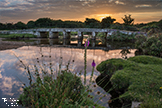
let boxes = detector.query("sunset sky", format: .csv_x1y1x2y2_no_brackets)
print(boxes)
0,0,162,24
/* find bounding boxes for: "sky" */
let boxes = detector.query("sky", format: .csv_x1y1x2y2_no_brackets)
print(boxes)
0,0,162,24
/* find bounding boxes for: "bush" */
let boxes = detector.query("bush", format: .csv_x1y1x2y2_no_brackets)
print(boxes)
107,31,136,41
135,33,162,57
140,24,161,33
135,34,147,50
110,24,124,30
122,25,139,31
96,55,162,107
18,71,95,108
110,24,139,31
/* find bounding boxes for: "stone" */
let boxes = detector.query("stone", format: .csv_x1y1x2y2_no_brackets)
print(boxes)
131,101,142,108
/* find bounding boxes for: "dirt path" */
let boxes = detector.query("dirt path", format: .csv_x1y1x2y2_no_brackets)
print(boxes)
0,38,27,51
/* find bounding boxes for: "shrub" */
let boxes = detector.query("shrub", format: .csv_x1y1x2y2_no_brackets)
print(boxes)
135,33,162,57
18,71,88,107
107,30,136,41
110,24,124,30
140,24,161,33
122,25,139,31
96,56,162,107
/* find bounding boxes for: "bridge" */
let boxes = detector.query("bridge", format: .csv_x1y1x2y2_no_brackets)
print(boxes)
0,28,146,39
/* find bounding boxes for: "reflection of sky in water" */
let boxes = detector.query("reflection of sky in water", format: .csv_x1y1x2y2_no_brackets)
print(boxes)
0,46,136,108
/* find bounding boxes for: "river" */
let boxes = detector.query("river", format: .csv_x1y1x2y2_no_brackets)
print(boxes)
0,38,136,108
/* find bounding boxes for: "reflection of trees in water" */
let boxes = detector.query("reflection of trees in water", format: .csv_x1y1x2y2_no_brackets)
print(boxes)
120,48,131,59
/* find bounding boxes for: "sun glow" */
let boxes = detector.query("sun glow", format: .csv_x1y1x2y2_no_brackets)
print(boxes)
97,14,112,21
86,14,113,22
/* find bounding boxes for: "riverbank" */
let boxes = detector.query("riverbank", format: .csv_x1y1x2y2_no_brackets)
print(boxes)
0,38,27,51
96,55,162,108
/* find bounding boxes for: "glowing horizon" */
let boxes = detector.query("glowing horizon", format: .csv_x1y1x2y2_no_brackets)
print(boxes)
0,0,161,24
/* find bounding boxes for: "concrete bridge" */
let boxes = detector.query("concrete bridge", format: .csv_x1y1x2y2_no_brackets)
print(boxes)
0,28,146,39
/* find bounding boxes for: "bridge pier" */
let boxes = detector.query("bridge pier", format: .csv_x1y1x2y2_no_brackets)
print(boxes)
49,39,59,45
38,32,48,38
78,31,83,40
63,31,71,39
35,31,41,38
92,32,97,40
106,32,111,40
63,39,70,45
77,39,83,47
49,32,59,39
91,40,96,47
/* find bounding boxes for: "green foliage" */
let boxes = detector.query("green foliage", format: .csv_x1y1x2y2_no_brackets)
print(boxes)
135,34,147,50
35,18,54,27
101,16,116,28
96,32,106,38
84,18,101,28
96,55,162,107
0,33,37,38
110,24,124,30
122,15,134,25
107,31,136,41
135,33,162,57
140,24,161,34
122,25,139,31
18,71,91,107
134,23,147,28
27,21,35,28
14,21,27,29
128,55,162,65
110,24,138,31
156,19,162,30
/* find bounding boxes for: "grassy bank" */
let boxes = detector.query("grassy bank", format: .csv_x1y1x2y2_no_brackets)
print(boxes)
96,55,162,107
0,33,37,38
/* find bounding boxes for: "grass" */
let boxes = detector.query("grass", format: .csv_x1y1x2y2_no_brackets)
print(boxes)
96,55,162,107
96,31,136,42
14,39,111,108
0,33,37,38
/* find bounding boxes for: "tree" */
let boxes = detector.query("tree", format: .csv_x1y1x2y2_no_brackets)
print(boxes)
157,19,162,30
101,16,116,28
35,18,53,27
14,21,27,29
0,23,6,30
122,15,134,25
84,18,101,28
27,21,35,28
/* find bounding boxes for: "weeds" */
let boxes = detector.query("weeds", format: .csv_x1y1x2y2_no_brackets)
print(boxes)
15,39,112,108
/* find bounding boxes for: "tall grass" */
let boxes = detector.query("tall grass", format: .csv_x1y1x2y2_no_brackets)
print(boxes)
13,39,117,108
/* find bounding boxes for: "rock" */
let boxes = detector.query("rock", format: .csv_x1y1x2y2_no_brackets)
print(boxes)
131,101,142,108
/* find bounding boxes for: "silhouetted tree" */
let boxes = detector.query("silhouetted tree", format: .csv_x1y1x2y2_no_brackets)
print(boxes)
84,18,101,28
0,23,6,30
27,21,35,28
35,18,53,27
101,16,116,28
122,15,134,25
14,21,26,29
157,19,162,30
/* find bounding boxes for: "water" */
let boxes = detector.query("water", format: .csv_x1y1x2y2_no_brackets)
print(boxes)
0,38,136,108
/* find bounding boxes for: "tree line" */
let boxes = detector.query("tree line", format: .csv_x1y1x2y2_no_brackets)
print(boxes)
0,15,147,30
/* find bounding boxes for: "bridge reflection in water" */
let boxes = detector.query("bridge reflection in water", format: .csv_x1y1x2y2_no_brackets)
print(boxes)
28,38,115,48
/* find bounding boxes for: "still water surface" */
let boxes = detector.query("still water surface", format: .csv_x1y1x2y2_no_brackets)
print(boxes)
0,38,136,108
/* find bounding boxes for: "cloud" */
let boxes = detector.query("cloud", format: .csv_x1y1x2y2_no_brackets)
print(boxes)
0,0,161,23
135,4,152,8
115,0,125,5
